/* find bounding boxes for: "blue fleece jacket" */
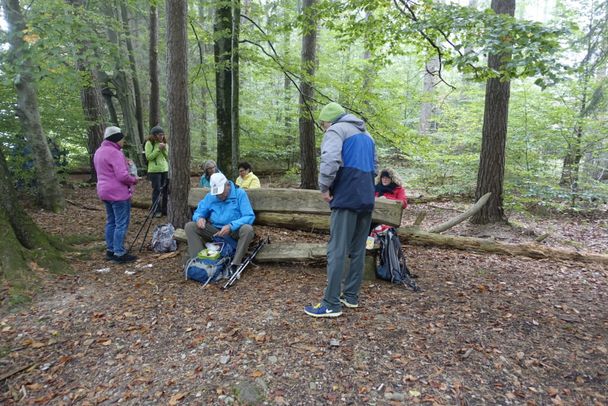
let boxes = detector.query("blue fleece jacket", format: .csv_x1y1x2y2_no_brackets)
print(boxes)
192,181,255,231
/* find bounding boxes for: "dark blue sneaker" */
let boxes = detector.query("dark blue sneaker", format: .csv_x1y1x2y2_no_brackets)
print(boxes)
304,303,342,318
112,253,137,264
339,297,359,309
105,250,114,260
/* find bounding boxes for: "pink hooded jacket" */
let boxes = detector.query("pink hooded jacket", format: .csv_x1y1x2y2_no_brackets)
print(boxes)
93,140,138,201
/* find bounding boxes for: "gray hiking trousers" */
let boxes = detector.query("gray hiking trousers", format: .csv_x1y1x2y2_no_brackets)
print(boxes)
184,221,254,266
321,209,373,311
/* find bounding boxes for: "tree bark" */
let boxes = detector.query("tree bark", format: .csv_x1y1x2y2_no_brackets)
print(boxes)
79,70,106,184
471,0,515,224
2,0,65,212
166,0,191,228
298,0,318,190
120,2,145,144
149,3,160,128
0,146,67,304
231,0,240,178
214,0,238,177
67,0,106,183
397,227,608,265
419,56,439,135
100,2,145,169
197,1,211,158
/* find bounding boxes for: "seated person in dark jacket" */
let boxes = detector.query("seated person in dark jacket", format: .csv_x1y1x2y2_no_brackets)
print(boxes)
375,168,407,209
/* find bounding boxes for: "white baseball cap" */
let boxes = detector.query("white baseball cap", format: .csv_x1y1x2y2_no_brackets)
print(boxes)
104,126,122,139
210,173,228,195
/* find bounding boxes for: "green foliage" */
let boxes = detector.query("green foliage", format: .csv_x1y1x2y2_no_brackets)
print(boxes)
320,0,567,86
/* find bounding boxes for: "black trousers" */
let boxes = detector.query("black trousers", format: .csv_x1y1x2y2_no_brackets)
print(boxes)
149,172,168,215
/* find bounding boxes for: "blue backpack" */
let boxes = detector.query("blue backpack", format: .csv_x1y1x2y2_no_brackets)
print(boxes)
185,236,237,285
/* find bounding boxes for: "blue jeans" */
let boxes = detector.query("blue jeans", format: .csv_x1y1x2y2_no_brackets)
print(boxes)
104,200,131,256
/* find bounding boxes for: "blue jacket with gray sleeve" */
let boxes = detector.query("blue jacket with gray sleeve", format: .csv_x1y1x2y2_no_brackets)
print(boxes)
318,114,377,213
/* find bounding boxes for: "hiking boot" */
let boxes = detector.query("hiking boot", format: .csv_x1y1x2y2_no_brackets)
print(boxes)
112,253,137,263
304,303,342,318
105,250,114,260
339,297,359,309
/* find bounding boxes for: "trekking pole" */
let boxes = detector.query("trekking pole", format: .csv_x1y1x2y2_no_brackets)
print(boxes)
137,179,169,252
127,194,160,253
127,180,167,253
222,237,269,289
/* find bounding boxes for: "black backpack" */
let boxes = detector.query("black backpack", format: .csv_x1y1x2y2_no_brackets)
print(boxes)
375,227,419,292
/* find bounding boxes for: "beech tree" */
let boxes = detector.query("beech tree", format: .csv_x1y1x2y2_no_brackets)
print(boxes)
2,0,65,212
0,147,68,305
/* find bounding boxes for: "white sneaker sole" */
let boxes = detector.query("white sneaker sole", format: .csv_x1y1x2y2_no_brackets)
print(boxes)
340,299,359,309
304,309,343,318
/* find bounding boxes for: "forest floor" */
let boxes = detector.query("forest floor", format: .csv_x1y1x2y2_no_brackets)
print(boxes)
1,177,607,405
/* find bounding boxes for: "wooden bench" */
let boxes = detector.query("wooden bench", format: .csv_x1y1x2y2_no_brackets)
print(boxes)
175,188,402,278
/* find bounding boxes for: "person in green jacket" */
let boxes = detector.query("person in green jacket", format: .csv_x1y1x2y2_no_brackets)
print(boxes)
145,126,169,217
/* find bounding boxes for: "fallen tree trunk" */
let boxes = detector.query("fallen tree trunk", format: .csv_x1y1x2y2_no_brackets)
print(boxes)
397,227,608,265
173,226,608,265
427,192,491,233
170,189,607,265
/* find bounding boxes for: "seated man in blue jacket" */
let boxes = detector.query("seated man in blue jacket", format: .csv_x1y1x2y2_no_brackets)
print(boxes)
185,173,255,273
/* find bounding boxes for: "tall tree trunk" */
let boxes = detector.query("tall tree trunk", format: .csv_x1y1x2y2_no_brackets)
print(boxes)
2,0,65,212
559,7,597,193
298,0,318,190
65,0,106,183
419,56,439,135
120,2,145,144
198,0,210,158
166,0,191,228
231,1,240,178
102,2,145,169
214,0,239,177
149,3,160,128
101,85,119,125
80,70,106,183
471,0,515,224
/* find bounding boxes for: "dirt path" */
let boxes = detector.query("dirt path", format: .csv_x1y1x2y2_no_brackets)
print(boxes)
1,183,606,404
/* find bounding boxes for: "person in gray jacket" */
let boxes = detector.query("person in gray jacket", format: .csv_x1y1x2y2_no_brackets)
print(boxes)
304,102,377,318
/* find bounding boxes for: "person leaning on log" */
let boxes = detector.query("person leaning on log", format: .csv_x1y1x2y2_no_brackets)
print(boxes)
199,159,220,188
144,126,169,217
304,102,377,318
185,173,255,274
375,168,407,209
235,161,261,189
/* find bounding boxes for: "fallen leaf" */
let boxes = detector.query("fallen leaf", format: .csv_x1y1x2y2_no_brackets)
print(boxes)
408,389,421,397
168,392,187,405
250,370,264,378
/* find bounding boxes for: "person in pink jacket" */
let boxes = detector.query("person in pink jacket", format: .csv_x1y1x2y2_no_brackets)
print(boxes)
94,126,139,263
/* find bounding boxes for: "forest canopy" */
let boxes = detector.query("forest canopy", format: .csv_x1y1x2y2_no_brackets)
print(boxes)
0,0,606,214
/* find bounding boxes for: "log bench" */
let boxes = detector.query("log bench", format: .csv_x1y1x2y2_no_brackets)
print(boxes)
174,187,403,278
